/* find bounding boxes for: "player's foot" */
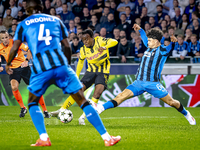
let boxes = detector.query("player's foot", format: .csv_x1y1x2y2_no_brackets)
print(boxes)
19,107,27,118
78,115,85,125
96,104,105,114
104,136,121,146
185,110,196,125
31,138,51,146
88,99,100,113
50,108,64,117
43,111,51,118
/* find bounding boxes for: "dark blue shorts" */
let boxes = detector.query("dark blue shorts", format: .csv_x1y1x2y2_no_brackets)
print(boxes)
126,80,168,98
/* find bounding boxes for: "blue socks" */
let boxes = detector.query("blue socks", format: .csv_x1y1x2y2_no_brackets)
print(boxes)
103,100,118,110
28,102,47,135
177,103,188,116
81,102,106,135
181,107,188,116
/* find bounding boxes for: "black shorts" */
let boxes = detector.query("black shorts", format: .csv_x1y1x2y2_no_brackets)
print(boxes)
9,66,31,85
80,71,109,89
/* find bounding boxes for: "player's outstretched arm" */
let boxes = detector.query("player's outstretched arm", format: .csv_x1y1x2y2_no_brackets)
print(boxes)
104,38,118,49
61,38,72,65
133,24,148,47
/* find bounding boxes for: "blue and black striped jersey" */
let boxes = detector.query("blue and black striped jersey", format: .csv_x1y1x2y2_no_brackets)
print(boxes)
14,14,69,75
136,29,172,82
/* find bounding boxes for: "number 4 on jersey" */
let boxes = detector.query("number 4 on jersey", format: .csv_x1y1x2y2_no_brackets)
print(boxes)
38,24,52,45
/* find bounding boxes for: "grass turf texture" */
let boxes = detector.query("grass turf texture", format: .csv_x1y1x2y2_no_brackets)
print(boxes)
0,106,199,150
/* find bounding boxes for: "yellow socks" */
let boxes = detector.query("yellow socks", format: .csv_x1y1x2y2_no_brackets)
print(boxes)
61,96,75,109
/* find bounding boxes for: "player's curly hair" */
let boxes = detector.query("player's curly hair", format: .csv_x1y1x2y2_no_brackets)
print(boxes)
81,29,94,38
146,28,163,42
26,0,43,15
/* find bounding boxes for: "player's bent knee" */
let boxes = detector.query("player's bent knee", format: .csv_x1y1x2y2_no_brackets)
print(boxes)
11,86,18,91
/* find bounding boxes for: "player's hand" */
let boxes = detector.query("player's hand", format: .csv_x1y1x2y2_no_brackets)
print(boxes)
170,35,177,42
98,47,106,52
5,65,13,75
133,24,141,31
0,67,4,72
21,60,28,68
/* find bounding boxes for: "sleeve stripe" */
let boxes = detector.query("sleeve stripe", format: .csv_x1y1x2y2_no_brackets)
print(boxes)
18,26,24,41
60,21,67,39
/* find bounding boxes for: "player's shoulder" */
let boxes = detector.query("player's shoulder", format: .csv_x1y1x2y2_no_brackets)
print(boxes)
22,14,61,26
80,46,86,55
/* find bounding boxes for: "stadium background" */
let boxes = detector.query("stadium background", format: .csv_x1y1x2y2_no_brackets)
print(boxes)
0,0,200,107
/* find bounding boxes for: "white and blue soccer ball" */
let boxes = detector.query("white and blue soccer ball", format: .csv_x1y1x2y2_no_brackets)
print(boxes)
58,109,73,123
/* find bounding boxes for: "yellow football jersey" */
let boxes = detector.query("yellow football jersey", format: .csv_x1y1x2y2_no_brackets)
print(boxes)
76,36,118,76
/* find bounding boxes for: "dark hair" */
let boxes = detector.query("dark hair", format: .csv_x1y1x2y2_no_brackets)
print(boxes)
12,18,17,21
157,4,163,9
81,29,94,38
62,3,68,6
125,6,131,9
163,30,168,33
164,38,170,42
146,28,163,42
192,11,199,17
0,29,8,34
12,24,17,27
73,36,79,41
104,6,110,9
120,13,126,17
120,36,126,40
88,25,95,31
168,26,175,30
26,0,43,15
161,20,167,24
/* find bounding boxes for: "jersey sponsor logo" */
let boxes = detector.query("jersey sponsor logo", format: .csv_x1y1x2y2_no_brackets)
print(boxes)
144,51,151,57
86,51,103,60
25,17,56,26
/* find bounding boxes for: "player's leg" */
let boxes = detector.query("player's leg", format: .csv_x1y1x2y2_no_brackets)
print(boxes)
160,94,196,125
97,80,144,114
79,84,105,125
22,66,50,118
28,92,51,146
145,82,196,125
50,71,95,117
57,66,121,146
27,70,53,146
71,89,121,146
38,96,50,118
10,68,28,117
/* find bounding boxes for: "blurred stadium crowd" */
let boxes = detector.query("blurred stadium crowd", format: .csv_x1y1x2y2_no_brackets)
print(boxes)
0,0,200,63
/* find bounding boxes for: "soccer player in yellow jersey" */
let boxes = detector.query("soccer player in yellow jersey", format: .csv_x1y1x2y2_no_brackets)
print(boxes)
51,29,118,125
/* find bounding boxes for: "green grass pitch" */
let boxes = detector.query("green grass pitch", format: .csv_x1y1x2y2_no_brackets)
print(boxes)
0,106,199,150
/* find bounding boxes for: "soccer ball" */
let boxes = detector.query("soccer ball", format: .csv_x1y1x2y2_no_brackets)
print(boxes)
57,109,73,123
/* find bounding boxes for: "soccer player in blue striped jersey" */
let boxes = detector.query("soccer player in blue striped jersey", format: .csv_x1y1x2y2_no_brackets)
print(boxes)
96,24,196,126
5,0,121,147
